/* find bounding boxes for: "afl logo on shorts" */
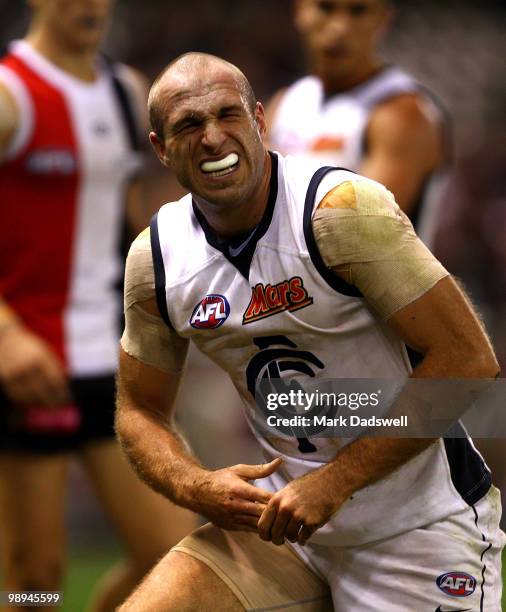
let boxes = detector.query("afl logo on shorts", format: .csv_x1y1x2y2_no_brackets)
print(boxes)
436,572,476,597
190,294,230,329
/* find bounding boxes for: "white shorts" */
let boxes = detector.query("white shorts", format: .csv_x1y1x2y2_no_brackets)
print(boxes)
174,486,504,611
291,486,505,611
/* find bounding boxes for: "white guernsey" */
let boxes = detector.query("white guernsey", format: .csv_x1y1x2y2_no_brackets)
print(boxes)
122,153,491,546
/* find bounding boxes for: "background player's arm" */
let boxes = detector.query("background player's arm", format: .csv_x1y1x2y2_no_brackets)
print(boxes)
360,94,444,214
0,82,68,406
116,231,281,532
258,180,499,546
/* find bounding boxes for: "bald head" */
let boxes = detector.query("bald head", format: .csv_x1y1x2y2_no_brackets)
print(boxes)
148,52,257,140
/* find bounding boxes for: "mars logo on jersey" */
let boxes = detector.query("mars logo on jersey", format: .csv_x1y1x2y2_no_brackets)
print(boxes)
190,294,230,329
243,276,313,325
310,135,345,152
436,572,476,597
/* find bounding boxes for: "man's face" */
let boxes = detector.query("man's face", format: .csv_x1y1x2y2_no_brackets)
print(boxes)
30,0,114,52
295,0,391,83
151,69,267,208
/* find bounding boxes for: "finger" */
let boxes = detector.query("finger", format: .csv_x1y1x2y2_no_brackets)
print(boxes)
32,371,65,407
298,524,317,546
233,457,283,480
234,481,274,505
40,358,70,405
257,503,278,541
285,516,304,543
233,514,261,529
5,379,33,405
270,509,291,546
10,363,61,407
230,523,258,533
8,371,50,406
227,500,267,517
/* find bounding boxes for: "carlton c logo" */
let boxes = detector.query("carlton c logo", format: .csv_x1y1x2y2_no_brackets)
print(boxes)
246,335,335,453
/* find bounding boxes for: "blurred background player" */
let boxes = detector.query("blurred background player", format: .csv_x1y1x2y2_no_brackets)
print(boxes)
0,1,194,610
267,0,450,245
266,0,506,511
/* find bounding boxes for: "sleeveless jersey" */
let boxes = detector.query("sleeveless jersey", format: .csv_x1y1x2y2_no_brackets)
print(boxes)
150,152,490,546
269,66,450,246
0,41,141,376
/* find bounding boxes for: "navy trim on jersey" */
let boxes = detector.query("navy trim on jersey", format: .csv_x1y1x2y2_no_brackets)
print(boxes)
406,345,424,369
149,213,174,330
444,424,492,506
472,504,493,612
191,151,279,280
109,67,142,152
303,166,363,297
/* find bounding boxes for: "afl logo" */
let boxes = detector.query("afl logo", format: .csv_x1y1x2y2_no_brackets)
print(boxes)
436,572,476,597
190,294,230,329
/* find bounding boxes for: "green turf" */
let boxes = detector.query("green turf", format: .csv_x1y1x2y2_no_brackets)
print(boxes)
63,548,121,612
62,549,506,611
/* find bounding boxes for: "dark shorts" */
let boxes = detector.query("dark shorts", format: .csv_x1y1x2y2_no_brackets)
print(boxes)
0,375,116,454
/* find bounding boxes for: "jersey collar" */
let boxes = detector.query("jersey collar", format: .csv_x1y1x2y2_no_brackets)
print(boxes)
192,151,278,280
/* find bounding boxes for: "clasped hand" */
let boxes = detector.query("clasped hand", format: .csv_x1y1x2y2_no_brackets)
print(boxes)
257,462,344,546
197,458,343,546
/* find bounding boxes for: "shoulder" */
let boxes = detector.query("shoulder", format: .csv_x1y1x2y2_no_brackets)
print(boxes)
129,226,151,250
126,227,153,277
280,158,393,219
267,77,320,121
125,228,155,306
368,92,443,143
315,176,400,221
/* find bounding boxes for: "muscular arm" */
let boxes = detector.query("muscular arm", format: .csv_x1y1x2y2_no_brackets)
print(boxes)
360,94,445,215
116,230,281,531
116,345,201,503
309,275,498,507
258,179,498,546
116,228,202,504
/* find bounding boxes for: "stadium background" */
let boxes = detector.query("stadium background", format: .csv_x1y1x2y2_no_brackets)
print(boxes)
1,0,505,609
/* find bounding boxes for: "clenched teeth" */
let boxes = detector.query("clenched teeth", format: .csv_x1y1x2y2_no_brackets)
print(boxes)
201,153,239,173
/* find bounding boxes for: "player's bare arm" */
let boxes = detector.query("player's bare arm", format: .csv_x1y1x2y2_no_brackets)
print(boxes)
360,93,445,214
258,179,498,546
116,230,282,532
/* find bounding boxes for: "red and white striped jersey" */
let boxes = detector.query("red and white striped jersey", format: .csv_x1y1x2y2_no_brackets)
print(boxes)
0,41,142,377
